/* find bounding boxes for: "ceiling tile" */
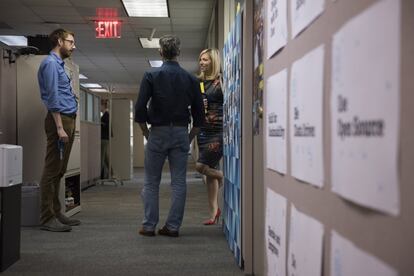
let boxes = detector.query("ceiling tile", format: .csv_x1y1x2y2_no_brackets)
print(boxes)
69,0,123,8
169,0,213,9
21,0,72,6
0,0,214,93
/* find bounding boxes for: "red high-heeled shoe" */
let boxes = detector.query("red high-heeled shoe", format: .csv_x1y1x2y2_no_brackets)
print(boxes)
203,208,221,225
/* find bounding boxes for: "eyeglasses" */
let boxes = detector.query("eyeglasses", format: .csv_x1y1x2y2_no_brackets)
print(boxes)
63,39,75,45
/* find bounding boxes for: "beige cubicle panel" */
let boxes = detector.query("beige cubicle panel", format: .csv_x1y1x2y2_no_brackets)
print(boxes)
80,121,101,189
0,48,17,145
16,55,48,183
111,99,133,180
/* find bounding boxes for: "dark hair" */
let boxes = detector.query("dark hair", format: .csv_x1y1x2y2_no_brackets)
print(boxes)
49,28,74,48
101,100,109,108
159,35,180,60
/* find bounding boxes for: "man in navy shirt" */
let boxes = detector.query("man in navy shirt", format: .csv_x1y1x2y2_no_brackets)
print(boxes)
135,35,204,237
38,28,80,232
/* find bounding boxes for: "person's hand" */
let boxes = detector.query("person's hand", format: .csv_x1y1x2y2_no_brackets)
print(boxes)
189,127,200,143
57,127,69,143
142,129,149,140
203,98,208,110
139,123,150,140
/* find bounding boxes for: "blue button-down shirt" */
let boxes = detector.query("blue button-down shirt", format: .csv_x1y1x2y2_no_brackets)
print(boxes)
38,52,78,114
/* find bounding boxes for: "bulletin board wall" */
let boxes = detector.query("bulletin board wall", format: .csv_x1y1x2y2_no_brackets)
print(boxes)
222,11,243,268
262,0,414,275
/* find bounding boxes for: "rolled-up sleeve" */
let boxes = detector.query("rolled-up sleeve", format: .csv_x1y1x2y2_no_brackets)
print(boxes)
134,72,152,123
191,79,205,128
38,60,60,112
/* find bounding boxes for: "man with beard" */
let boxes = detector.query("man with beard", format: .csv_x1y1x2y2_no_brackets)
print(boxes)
37,28,80,232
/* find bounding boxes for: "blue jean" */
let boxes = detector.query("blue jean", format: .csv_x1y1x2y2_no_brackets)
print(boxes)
141,126,190,231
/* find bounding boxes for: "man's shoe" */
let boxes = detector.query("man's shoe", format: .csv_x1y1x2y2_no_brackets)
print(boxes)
158,226,179,237
57,213,81,226
40,218,72,232
139,228,155,237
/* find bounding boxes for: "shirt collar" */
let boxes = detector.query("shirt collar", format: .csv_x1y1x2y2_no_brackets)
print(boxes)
50,51,65,66
162,60,179,67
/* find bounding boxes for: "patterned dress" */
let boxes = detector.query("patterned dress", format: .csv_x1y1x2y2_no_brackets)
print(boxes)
197,78,224,169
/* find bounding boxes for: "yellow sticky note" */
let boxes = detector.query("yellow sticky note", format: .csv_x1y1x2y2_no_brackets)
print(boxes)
259,63,264,75
200,82,205,93
259,80,264,89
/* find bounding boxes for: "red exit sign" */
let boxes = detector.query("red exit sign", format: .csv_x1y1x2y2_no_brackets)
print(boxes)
95,20,121,38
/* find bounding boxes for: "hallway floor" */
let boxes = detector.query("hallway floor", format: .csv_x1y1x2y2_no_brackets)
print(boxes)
4,164,244,275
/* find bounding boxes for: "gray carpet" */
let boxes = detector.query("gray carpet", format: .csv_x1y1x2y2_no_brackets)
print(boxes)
3,165,244,276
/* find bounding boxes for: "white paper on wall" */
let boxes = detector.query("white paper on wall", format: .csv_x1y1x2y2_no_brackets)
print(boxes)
331,231,398,276
290,0,325,38
288,205,324,276
331,0,400,216
266,69,288,174
290,45,324,187
266,0,288,58
265,188,287,276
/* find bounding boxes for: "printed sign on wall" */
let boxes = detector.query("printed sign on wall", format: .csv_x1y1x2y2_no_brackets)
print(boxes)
266,69,288,174
266,0,288,58
290,0,325,38
265,189,287,276
331,0,400,215
290,45,325,187
331,231,398,276
288,205,324,276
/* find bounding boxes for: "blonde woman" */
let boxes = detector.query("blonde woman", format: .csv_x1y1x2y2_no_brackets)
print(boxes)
195,48,224,225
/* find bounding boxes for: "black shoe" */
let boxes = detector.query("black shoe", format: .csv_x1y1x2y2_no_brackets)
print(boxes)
158,226,179,237
139,228,155,237
40,218,72,232
57,213,81,226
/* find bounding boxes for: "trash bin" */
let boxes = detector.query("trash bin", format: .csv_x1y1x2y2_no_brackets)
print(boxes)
21,183,40,226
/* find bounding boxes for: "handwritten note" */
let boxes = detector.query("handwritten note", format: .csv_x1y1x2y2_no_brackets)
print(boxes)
290,45,325,187
265,189,287,276
331,231,398,276
266,69,288,174
288,205,324,276
267,0,287,58
331,0,400,215
290,0,325,38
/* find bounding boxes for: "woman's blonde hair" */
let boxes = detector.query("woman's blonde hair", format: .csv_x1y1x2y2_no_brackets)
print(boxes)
197,48,221,81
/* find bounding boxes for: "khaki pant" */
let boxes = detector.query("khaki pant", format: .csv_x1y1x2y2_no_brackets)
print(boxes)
40,113,75,225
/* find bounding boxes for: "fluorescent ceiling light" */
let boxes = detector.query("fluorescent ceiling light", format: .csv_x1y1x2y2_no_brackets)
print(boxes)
0,35,27,46
148,60,163,67
90,88,109,92
139,38,160,48
81,83,102,88
79,74,88,79
122,0,169,17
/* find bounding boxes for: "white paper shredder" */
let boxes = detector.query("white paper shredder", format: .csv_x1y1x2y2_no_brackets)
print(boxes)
0,144,23,187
